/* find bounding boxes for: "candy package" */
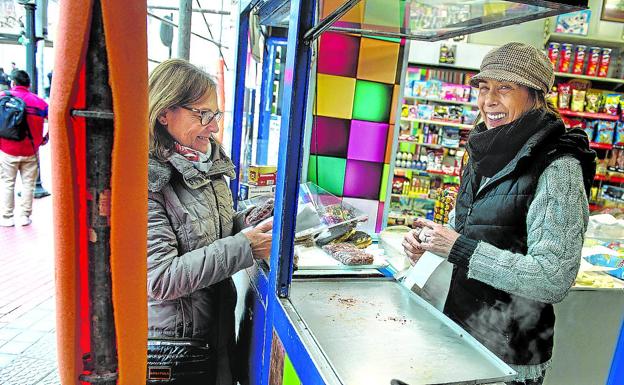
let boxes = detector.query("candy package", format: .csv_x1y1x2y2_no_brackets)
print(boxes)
462,106,479,125
432,105,450,120
558,83,572,109
604,94,621,116
585,90,603,113
571,89,586,112
401,104,410,117
582,121,595,141
416,104,434,120
616,121,624,147
596,120,615,144
546,86,558,107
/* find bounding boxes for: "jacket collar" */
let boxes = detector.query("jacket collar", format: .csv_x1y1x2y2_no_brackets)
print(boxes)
148,139,236,192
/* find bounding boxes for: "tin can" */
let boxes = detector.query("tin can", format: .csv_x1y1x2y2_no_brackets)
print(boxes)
547,42,560,68
558,43,573,73
586,47,601,76
572,45,586,75
598,48,612,78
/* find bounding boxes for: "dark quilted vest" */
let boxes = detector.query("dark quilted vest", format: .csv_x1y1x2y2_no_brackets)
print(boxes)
444,123,567,366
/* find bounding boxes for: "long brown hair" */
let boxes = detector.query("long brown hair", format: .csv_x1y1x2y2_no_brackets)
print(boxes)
148,59,217,161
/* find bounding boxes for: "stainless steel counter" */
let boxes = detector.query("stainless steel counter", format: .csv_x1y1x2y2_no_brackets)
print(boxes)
289,278,515,385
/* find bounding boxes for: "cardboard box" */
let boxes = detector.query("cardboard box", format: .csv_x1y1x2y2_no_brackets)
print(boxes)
248,165,277,186
239,183,275,201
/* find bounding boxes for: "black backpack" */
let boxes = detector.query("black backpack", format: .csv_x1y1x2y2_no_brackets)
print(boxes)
0,91,30,141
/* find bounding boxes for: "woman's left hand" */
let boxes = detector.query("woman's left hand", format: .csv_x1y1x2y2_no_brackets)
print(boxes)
415,218,461,258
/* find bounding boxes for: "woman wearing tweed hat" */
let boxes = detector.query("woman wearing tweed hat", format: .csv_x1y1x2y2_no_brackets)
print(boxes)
403,42,596,385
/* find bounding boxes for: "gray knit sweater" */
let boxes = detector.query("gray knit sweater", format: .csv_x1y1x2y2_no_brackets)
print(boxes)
447,156,588,381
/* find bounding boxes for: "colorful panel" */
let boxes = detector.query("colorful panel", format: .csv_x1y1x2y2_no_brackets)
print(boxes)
308,155,347,197
379,164,390,202
316,74,356,119
318,32,360,77
384,124,395,164
311,116,351,157
343,159,383,200
363,0,402,30
352,80,392,122
269,331,285,385
342,197,380,234
321,0,365,23
282,355,301,385
389,85,400,123
347,120,388,163
357,37,399,84
376,202,385,233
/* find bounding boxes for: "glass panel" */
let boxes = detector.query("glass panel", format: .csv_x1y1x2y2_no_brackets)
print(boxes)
318,0,564,40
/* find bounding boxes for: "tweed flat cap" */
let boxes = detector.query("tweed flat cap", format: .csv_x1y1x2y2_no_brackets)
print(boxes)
470,42,554,94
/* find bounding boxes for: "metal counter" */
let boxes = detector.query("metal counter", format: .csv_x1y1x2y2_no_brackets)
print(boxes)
288,278,515,385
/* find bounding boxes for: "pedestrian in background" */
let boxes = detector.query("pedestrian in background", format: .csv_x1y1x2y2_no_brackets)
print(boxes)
0,70,49,227
0,68,9,91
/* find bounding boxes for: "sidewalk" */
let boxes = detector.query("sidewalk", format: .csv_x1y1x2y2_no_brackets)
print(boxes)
0,142,59,384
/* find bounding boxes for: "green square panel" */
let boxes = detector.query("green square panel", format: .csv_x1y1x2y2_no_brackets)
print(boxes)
307,155,346,196
308,155,318,182
282,355,301,385
352,80,393,122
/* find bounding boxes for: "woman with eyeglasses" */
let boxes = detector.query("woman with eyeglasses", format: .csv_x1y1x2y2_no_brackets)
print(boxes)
146,59,272,385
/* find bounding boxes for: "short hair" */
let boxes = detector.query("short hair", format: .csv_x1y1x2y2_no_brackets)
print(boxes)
148,59,217,161
12,70,30,87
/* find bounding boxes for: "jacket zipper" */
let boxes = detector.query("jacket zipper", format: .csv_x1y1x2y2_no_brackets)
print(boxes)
179,298,186,337
210,182,223,238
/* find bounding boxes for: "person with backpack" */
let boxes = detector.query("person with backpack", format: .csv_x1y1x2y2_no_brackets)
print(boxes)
0,68,10,91
0,70,48,227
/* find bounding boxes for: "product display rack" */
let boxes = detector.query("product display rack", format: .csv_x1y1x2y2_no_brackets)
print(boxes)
543,31,624,212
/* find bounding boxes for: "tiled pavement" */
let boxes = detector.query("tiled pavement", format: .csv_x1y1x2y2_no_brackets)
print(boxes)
0,144,59,385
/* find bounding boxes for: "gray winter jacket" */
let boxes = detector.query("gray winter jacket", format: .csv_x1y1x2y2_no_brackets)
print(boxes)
147,141,253,384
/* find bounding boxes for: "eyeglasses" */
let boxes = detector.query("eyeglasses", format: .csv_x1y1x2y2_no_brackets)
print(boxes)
180,106,223,126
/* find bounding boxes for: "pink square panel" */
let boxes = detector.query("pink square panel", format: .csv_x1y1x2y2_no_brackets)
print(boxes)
347,120,389,163
310,116,350,158
343,159,383,200
318,32,360,77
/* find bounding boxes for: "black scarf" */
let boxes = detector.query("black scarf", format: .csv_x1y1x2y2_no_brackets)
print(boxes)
467,109,553,178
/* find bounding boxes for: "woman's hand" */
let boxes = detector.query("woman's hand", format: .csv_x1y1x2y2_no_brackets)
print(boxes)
244,220,273,260
402,229,425,265
415,218,460,258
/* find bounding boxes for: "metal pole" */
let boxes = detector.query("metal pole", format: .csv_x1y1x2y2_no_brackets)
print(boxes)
147,5,230,15
34,0,50,198
23,2,37,93
78,1,118,384
177,0,192,59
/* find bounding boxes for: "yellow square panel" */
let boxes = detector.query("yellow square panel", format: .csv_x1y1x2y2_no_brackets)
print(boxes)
389,85,400,123
316,74,356,119
321,0,364,23
357,38,400,84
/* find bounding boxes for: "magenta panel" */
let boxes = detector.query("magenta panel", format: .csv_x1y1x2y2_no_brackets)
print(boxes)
347,120,389,162
343,160,383,200
376,202,385,233
317,32,360,77
310,116,350,157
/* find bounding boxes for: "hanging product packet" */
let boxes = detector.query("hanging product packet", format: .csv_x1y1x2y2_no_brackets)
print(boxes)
596,121,615,144
585,90,603,113
558,83,572,109
604,94,621,116
571,89,586,112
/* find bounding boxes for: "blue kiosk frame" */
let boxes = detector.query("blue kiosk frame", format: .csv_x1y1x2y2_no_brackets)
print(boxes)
229,1,624,384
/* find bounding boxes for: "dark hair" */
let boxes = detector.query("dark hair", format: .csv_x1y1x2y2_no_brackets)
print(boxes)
12,70,30,87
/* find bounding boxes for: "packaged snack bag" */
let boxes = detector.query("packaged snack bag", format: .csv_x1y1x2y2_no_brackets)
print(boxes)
586,47,601,76
603,94,621,116
596,120,615,144
583,120,595,142
572,45,587,75
599,48,612,78
558,83,572,109
571,89,586,112
585,90,603,113
558,43,573,72
416,104,433,119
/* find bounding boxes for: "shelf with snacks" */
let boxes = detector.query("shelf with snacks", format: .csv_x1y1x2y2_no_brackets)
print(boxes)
554,72,624,85
390,193,435,201
559,109,620,121
403,95,478,107
398,139,459,150
400,117,474,130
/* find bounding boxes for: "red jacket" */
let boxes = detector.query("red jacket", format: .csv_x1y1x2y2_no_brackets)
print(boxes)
0,86,48,156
